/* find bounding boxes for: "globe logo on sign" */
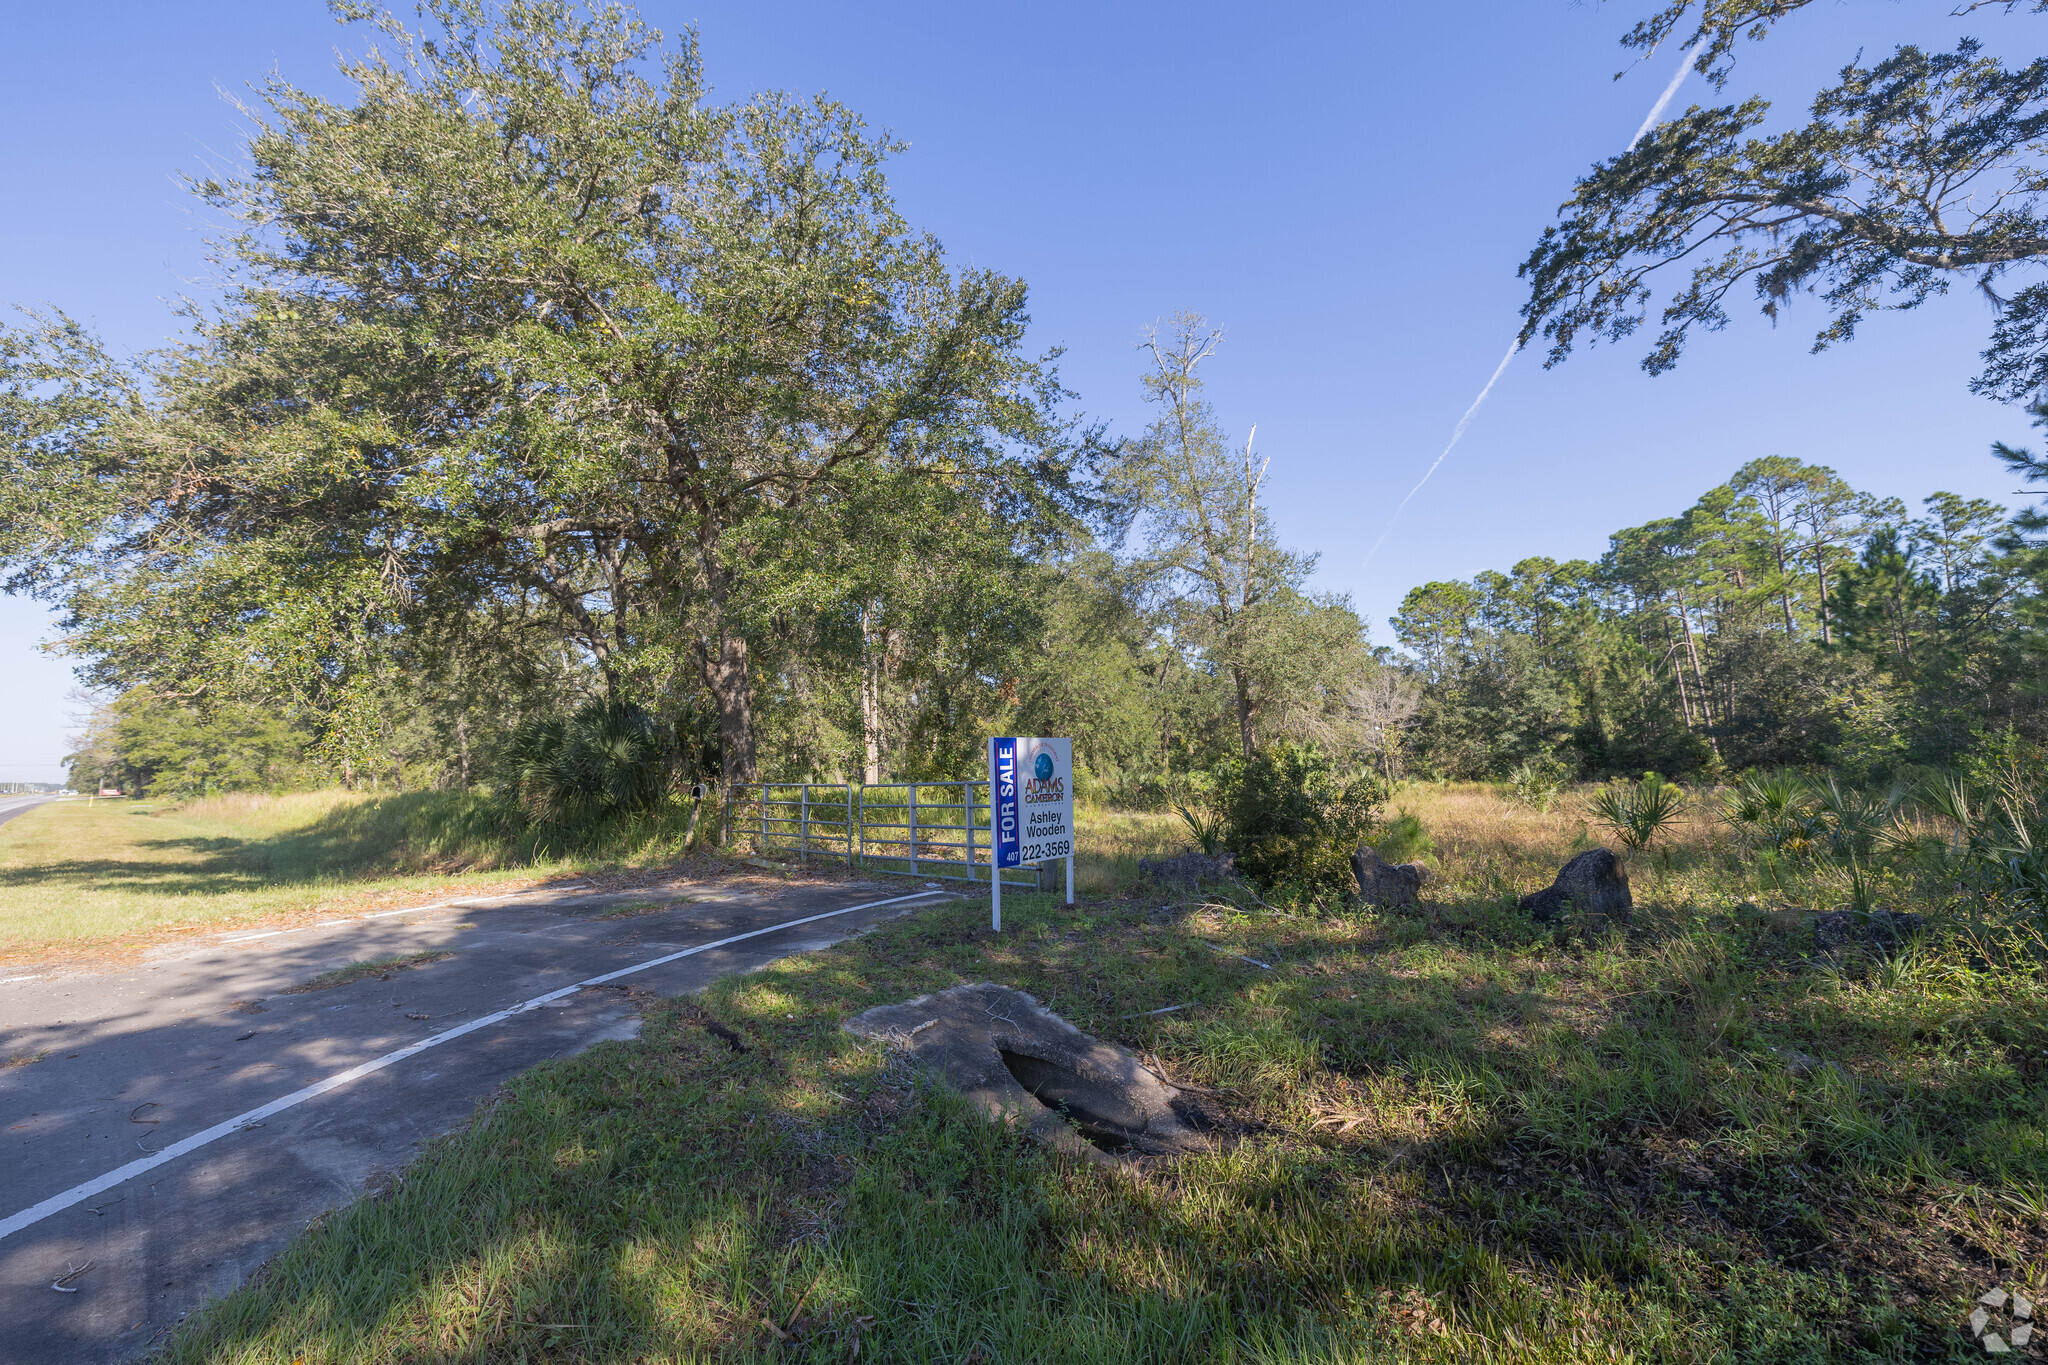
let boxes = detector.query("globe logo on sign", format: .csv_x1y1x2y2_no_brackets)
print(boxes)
1034,752,1055,782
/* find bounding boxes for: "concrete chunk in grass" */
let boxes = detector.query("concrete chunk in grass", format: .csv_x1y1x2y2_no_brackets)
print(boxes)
845,982,1214,1163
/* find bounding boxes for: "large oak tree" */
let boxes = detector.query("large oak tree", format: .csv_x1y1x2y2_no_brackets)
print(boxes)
0,0,1088,781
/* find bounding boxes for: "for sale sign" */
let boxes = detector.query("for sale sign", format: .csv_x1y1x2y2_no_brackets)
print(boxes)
988,737,1073,868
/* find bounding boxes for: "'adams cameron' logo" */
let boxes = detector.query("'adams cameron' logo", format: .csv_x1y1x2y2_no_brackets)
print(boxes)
1024,750,1065,803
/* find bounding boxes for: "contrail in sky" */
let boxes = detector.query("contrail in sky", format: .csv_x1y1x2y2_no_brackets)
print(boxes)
1360,339,1517,566
1631,42,1702,150
1361,41,1701,569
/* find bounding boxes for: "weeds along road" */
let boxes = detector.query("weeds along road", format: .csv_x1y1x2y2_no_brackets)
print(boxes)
0,874,956,1365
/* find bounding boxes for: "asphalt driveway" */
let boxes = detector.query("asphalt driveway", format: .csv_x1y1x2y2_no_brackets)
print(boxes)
0,873,956,1364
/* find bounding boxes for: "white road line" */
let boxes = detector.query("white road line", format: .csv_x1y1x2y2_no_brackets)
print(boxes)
354,900,458,922
0,887,950,1242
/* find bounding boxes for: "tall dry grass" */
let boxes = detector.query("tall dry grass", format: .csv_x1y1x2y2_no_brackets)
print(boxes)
1072,808,1186,895
1070,784,1738,907
1394,779,1892,918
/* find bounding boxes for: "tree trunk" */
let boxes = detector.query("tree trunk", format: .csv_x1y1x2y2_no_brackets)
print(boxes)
700,631,756,783
1231,667,1256,757
1812,551,1834,645
860,614,883,785
1660,613,1696,731
1889,585,1914,666
1769,539,1797,636
689,515,757,783
1676,602,1721,756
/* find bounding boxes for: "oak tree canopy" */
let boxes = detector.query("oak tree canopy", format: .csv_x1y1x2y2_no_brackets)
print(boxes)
0,0,1093,779
1521,0,2048,399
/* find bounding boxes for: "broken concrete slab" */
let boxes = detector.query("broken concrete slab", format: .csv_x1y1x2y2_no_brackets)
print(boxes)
844,982,1212,1163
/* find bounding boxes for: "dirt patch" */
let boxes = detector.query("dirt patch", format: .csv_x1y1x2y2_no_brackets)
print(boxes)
594,896,697,920
673,999,751,1053
282,951,453,994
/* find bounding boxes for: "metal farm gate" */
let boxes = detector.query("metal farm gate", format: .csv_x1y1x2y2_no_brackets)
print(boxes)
724,780,1042,889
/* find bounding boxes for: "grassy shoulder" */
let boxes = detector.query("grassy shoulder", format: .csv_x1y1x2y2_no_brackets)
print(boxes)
160,795,2046,1363
0,790,631,961
0,790,1183,963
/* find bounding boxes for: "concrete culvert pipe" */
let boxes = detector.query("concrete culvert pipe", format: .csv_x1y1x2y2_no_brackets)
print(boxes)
844,982,1215,1163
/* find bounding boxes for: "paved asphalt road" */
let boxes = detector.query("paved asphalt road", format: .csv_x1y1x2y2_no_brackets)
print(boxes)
0,796,55,831
0,874,957,1364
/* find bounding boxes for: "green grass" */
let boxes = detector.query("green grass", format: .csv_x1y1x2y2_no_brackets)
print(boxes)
158,788,2048,1363
0,789,712,960
0,785,1138,965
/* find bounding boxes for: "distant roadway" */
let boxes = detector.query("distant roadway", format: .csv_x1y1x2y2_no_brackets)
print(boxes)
0,794,55,831
0,872,957,1364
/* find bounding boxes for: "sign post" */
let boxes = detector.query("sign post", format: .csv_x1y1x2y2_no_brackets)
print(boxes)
987,736,1074,930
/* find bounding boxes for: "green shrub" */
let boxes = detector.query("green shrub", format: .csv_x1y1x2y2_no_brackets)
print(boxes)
1502,754,1570,812
1169,772,1227,854
1098,771,1172,811
1213,742,1383,898
500,700,670,826
1373,809,1433,865
1586,771,1687,851
1916,765,2048,920
1720,768,1820,854
1173,800,1227,856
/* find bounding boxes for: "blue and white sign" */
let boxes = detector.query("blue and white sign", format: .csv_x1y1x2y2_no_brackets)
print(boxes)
991,736,1020,868
988,736,1073,868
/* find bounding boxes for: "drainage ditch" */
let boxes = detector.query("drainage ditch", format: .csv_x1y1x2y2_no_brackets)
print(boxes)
999,1050,1149,1153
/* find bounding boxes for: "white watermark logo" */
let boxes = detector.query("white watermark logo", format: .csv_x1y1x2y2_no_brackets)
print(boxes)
1969,1285,2036,1354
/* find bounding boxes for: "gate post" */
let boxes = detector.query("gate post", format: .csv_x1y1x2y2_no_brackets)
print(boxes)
800,784,810,866
909,784,919,876
967,781,979,883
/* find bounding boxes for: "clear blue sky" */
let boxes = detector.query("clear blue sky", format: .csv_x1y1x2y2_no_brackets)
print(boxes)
3,1,2042,783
